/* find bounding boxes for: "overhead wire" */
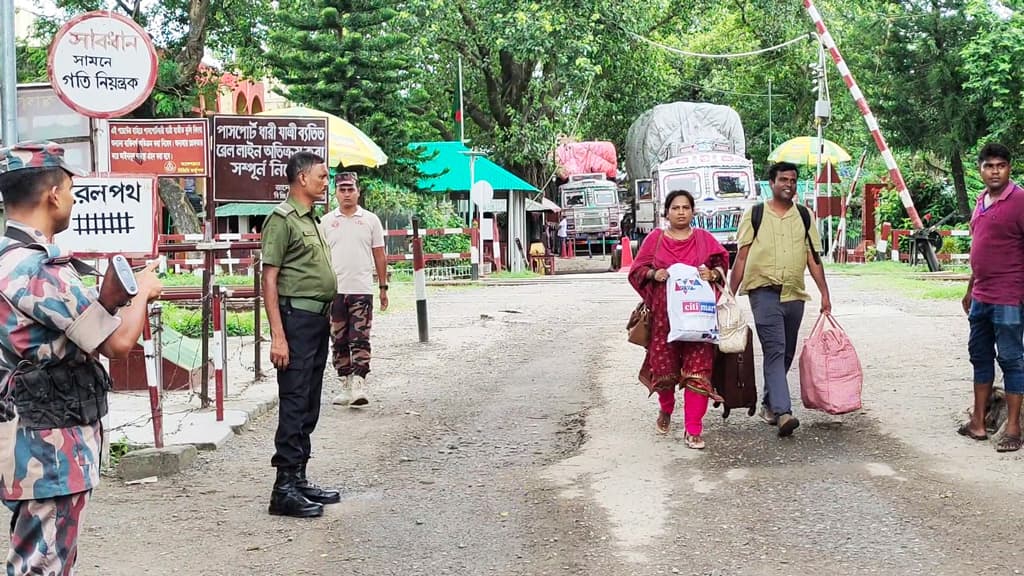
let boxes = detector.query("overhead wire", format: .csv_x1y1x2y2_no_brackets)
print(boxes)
623,29,815,60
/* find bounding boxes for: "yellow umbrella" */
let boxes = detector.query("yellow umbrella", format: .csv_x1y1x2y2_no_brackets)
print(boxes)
256,106,388,168
768,136,852,166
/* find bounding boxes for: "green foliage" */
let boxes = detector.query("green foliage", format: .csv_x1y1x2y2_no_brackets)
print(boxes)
960,1,1024,156
15,44,48,83
160,303,256,338
875,164,967,229
417,200,470,253
265,0,439,189
158,273,255,287
107,438,134,468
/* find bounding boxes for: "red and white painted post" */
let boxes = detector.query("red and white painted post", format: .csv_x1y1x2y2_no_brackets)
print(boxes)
803,0,940,271
470,225,480,281
212,284,225,421
142,303,163,448
411,217,429,343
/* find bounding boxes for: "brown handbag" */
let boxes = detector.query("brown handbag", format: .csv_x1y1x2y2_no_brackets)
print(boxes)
626,233,662,347
627,302,651,347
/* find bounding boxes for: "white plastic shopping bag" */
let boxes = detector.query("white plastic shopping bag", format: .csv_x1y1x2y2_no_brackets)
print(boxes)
666,263,719,344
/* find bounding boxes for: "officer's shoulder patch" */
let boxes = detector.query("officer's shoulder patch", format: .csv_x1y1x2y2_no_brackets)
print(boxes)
273,202,296,218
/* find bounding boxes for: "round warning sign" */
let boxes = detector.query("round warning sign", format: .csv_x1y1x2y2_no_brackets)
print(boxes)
47,11,159,119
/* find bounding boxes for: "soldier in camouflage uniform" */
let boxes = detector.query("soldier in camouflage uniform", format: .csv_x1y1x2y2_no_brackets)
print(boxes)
321,172,388,407
0,142,163,574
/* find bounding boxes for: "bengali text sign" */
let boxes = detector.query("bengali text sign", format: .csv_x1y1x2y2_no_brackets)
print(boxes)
54,176,158,256
48,11,158,118
108,119,209,176
212,116,329,203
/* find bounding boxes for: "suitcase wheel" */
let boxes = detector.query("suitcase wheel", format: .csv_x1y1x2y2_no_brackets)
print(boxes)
747,405,756,416
722,406,731,419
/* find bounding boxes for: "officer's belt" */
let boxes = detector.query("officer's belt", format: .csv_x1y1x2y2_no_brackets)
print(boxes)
281,297,331,316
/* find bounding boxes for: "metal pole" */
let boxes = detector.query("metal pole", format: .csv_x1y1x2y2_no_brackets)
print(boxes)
143,304,164,448
767,78,773,152
469,155,479,279
212,284,224,421
458,56,465,143
200,183,215,407
412,217,428,342
0,0,18,145
253,252,262,378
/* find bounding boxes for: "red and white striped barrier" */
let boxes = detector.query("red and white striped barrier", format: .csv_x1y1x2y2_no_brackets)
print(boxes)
386,252,471,263
165,257,257,273
158,233,262,243
803,0,924,231
212,285,225,422
142,304,164,448
412,218,429,342
385,227,472,237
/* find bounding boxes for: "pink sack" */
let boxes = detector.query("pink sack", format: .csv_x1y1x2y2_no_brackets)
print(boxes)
799,313,863,415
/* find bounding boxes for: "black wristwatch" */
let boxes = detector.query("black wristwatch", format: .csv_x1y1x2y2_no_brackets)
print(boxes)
380,285,389,290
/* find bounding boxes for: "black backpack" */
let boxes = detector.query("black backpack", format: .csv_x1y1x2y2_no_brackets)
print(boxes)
751,202,821,265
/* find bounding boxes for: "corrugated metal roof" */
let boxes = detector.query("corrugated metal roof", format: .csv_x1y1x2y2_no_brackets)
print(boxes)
410,141,538,193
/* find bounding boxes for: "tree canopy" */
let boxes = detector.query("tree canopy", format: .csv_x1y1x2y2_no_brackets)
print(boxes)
16,0,1024,222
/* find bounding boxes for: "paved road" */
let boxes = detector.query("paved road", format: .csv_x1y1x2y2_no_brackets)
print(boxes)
27,273,1024,575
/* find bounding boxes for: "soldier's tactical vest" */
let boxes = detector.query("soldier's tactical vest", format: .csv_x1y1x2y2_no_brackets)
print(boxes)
0,227,112,429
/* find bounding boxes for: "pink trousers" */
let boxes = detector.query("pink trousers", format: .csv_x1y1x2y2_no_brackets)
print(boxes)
658,388,709,436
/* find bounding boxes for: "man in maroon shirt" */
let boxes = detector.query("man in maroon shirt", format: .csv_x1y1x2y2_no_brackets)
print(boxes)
960,143,1024,452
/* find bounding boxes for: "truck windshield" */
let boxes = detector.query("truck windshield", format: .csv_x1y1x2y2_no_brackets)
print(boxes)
716,173,750,197
592,189,617,206
664,173,700,198
563,193,585,207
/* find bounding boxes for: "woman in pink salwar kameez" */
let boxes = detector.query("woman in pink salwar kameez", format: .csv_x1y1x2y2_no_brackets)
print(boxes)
629,190,729,449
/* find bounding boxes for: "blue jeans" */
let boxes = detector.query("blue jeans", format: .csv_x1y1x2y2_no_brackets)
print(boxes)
968,300,1024,394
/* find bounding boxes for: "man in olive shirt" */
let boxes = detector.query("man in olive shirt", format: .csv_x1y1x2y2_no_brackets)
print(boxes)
730,162,832,437
261,151,340,518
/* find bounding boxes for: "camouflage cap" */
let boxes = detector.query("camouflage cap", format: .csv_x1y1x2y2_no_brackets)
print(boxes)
335,171,359,188
0,141,88,177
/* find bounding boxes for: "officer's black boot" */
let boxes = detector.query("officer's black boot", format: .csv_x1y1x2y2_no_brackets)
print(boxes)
269,467,323,518
296,462,341,505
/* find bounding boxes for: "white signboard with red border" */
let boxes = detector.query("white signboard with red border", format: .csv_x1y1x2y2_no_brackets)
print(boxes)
47,11,158,119
54,175,159,257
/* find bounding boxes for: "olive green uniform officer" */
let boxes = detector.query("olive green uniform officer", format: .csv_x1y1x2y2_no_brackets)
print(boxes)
260,151,340,518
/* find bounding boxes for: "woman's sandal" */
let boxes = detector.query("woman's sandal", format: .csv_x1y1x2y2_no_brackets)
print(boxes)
996,435,1022,453
684,433,706,450
656,411,671,435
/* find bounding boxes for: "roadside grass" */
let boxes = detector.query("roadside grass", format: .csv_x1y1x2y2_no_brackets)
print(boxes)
489,270,541,280
829,261,966,301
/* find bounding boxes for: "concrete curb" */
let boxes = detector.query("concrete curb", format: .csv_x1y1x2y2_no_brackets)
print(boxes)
112,382,279,479
118,445,198,482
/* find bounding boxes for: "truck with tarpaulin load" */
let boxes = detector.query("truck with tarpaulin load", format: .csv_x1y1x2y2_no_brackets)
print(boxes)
624,102,759,258
553,140,624,255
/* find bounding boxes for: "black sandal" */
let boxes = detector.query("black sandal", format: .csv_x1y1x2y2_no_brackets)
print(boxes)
997,435,1022,453
957,423,989,441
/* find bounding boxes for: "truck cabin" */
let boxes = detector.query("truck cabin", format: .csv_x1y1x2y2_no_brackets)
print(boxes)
559,180,622,238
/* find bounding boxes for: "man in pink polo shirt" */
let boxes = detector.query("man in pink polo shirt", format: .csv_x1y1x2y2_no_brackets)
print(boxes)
959,143,1024,452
